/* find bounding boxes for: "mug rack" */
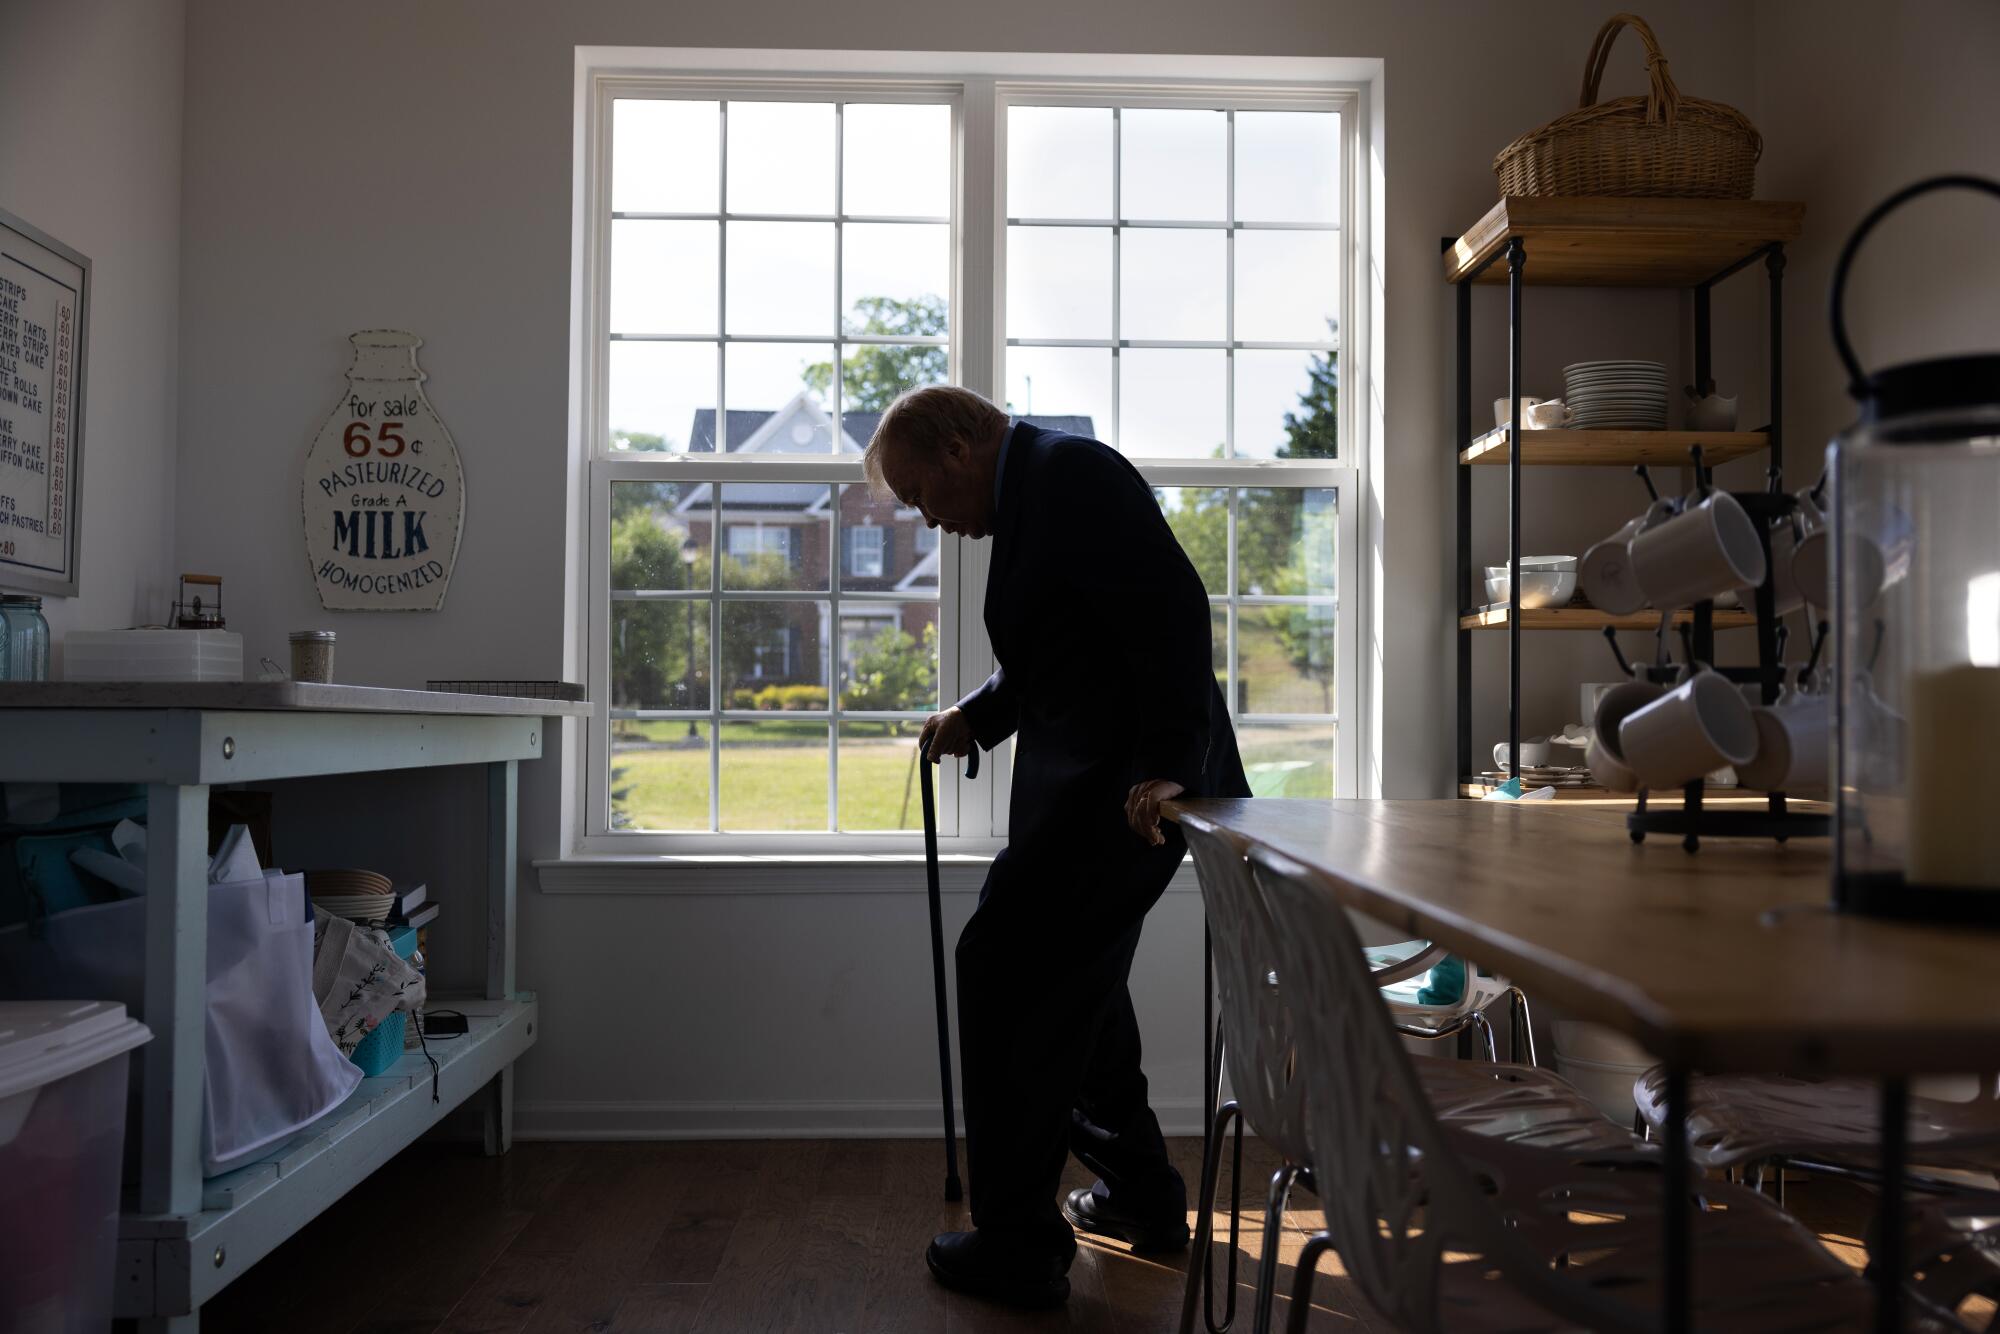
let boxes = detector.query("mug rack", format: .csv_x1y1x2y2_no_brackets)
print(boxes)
1609,466,1830,851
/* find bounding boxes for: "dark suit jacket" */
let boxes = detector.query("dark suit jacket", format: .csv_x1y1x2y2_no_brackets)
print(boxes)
955,423,1250,863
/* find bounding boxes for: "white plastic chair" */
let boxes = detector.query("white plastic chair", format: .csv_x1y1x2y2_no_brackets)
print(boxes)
1249,842,1889,1334
1176,816,1604,1334
1179,814,1315,1334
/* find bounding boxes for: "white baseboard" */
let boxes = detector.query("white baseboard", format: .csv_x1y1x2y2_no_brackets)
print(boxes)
515,1096,1210,1141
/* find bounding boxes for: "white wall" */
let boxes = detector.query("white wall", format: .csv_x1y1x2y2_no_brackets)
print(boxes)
0,0,184,656
172,0,1779,1137
1754,0,2000,463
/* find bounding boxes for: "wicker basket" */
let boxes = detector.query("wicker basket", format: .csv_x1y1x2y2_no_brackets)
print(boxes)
1494,13,1760,199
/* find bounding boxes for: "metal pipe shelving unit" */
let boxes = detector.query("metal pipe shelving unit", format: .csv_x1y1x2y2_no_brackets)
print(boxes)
1443,196,1807,804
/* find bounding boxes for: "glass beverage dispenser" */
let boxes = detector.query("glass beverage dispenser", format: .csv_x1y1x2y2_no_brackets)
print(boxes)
1831,176,2000,919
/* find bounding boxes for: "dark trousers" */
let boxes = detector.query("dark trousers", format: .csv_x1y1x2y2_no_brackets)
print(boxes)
954,831,1186,1252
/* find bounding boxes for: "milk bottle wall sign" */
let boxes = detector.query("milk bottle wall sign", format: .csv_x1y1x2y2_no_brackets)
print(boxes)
302,330,463,610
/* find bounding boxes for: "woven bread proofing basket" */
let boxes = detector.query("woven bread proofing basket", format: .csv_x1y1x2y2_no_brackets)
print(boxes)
1494,12,1761,199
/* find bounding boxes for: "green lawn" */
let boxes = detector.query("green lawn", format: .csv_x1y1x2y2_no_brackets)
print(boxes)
612,732,926,831
611,719,1335,830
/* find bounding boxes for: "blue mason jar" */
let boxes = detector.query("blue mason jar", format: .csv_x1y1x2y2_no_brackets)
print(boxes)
1,595,50,681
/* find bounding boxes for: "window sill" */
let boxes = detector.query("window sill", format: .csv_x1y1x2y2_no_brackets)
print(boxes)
532,853,1197,896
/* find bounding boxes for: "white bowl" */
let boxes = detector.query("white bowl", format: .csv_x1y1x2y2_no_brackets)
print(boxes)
1516,554,1579,571
1484,569,1577,609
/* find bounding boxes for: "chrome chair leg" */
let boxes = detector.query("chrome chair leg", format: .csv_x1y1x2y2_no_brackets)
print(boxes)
1208,1110,1245,1334
1284,1231,1337,1334
1252,1163,1308,1334
1468,1009,1499,1063
1507,986,1538,1066
1180,1032,1245,1334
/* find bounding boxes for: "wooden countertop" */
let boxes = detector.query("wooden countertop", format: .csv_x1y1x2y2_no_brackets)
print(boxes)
1167,798,2000,1077
0,681,591,717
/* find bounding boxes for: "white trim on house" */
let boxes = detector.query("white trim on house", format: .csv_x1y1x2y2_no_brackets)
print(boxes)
894,546,940,592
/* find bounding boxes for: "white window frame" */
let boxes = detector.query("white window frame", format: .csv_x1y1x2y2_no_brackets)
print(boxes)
568,51,1369,859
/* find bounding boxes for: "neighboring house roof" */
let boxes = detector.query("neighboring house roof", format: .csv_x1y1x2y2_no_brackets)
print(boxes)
679,394,1097,514
895,546,941,591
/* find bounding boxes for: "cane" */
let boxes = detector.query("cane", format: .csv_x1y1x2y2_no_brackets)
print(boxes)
920,742,978,1203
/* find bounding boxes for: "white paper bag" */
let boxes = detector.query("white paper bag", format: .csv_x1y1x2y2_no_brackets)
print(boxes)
0,871,361,1174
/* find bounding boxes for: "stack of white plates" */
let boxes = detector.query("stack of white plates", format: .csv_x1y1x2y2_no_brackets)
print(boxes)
1562,360,1668,429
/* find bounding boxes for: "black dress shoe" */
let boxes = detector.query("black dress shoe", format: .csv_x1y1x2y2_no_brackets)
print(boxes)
1062,1186,1190,1253
925,1230,1072,1308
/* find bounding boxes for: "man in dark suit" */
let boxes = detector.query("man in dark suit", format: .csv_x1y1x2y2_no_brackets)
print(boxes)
867,386,1249,1308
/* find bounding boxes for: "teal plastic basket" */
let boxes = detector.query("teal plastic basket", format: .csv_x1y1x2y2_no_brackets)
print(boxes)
347,924,418,1078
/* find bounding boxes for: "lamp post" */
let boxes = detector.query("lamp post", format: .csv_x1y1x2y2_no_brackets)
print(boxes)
681,535,700,739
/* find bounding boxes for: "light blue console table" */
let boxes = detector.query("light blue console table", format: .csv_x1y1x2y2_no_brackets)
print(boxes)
0,682,587,1330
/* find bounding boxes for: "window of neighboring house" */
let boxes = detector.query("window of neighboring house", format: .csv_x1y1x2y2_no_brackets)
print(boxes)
584,63,1361,852
847,523,885,578
727,523,795,564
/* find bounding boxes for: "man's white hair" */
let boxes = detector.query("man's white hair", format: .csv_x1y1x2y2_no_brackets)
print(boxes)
863,386,1008,495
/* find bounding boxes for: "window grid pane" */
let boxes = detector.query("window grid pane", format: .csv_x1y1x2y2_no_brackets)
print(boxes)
611,96,953,457
605,88,1349,835
608,97,949,832
1004,102,1339,461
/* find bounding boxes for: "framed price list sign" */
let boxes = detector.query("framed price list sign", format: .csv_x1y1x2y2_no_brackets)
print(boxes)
0,208,89,597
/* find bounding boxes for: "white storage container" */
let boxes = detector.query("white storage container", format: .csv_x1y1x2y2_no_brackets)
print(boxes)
0,1000,151,1333
62,629,242,683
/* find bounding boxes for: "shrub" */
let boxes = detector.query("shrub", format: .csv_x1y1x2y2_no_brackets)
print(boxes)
749,683,828,711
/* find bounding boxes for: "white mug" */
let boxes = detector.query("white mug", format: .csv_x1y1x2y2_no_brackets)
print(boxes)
1793,489,1891,612
1766,515,1805,615
1788,489,1833,608
1737,693,1831,794
1524,400,1572,429
1586,734,1639,793
1494,737,1552,769
1494,396,1543,430
1580,501,1673,616
1592,679,1667,761
1617,667,1760,791
1629,490,1768,612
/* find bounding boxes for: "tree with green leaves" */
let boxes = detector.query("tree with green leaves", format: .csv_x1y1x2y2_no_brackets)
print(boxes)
1279,327,1337,460
843,621,939,712
805,295,948,412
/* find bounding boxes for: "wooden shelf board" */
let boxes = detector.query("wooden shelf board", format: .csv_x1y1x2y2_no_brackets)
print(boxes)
1460,605,1758,631
1460,427,1769,467
117,996,536,1316
1444,196,1805,288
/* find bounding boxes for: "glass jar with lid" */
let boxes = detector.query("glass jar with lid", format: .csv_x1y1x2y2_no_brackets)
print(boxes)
1829,176,2000,918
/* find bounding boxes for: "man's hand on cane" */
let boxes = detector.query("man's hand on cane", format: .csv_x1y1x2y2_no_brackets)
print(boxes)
921,707,975,762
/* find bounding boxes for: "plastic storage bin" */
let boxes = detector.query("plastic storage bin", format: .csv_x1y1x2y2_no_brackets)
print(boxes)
62,629,243,683
347,925,418,1078
0,1000,151,1333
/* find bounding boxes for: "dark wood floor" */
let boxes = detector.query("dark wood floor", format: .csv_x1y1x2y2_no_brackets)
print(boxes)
200,1136,1879,1334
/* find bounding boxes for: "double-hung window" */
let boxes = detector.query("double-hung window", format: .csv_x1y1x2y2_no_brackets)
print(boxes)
580,61,1361,853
